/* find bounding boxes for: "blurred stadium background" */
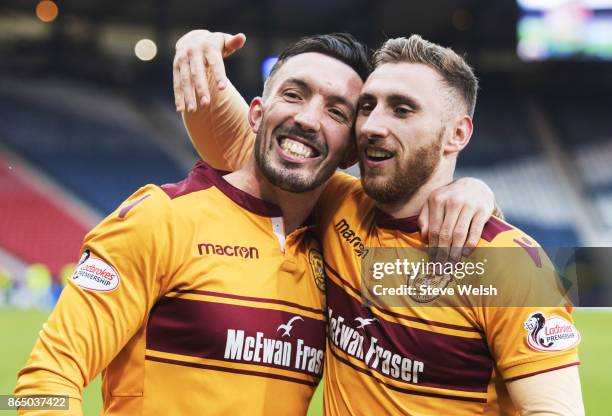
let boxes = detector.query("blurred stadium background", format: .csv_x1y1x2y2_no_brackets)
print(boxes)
0,0,611,414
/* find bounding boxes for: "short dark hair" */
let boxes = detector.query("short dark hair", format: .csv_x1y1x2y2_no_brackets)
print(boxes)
264,33,371,93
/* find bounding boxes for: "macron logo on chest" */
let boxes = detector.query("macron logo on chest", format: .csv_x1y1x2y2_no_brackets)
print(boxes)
198,242,260,259
196,218,286,259
334,218,369,258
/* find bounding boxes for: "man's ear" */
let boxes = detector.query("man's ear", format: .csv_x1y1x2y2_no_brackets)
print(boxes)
444,115,473,154
248,97,264,133
339,140,358,169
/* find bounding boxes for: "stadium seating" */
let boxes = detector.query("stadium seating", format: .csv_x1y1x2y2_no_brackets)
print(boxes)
461,92,541,166
545,94,612,230
457,91,582,246
0,153,88,277
0,94,187,214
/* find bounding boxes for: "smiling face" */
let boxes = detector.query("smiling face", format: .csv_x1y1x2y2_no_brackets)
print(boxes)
249,52,363,193
355,62,454,205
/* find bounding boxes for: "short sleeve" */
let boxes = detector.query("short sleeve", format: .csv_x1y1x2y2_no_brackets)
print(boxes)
477,246,580,382
15,186,172,413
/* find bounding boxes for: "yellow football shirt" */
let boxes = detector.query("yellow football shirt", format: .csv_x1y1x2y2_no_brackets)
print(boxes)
315,174,580,416
15,161,326,415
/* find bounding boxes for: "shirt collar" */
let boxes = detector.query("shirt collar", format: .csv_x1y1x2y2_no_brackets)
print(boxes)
193,160,283,217
374,207,420,234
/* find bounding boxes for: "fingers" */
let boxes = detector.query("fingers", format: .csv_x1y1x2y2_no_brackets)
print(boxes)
426,194,444,250
178,56,197,112
424,178,497,267
434,198,462,264
463,209,488,257
209,33,247,90
173,30,242,111
449,204,475,262
187,49,210,107
223,33,247,59
418,203,429,241
204,47,228,91
172,60,184,112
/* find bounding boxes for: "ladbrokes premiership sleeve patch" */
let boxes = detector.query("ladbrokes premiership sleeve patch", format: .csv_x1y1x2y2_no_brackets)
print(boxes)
523,312,581,352
71,249,120,292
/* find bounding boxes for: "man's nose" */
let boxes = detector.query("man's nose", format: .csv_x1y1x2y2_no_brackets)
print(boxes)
359,107,388,139
293,101,322,133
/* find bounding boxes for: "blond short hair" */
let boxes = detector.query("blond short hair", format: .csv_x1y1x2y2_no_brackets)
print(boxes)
373,35,478,117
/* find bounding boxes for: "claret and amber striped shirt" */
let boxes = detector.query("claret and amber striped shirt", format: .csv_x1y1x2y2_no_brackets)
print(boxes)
16,161,327,415
315,173,580,416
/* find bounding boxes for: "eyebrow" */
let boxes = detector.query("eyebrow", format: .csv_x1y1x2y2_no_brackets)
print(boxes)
387,93,421,110
359,92,421,111
283,77,311,92
283,78,356,119
358,92,375,102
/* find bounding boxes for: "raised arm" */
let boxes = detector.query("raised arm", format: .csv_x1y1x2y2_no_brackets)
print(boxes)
174,30,254,171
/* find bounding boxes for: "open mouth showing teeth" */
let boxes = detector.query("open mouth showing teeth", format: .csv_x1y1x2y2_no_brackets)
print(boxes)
278,137,319,159
365,147,394,162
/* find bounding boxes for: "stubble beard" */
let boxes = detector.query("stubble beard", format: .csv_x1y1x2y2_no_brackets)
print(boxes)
254,120,340,193
360,132,443,206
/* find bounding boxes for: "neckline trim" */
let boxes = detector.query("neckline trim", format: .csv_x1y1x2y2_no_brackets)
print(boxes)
193,161,283,217
374,208,420,234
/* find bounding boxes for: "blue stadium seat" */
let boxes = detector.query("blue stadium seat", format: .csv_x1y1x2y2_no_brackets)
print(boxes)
461,93,541,167
0,96,186,214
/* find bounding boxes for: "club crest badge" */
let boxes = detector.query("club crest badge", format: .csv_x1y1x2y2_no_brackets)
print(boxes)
408,272,453,303
308,249,326,292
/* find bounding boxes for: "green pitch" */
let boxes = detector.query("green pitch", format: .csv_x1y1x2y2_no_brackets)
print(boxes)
1,308,609,415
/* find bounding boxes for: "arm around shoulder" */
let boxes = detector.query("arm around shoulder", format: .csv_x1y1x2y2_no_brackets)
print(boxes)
183,69,254,171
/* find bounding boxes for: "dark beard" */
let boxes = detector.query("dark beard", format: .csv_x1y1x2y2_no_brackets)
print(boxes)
360,133,442,206
253,121,339,193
